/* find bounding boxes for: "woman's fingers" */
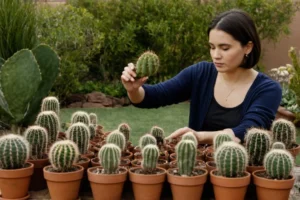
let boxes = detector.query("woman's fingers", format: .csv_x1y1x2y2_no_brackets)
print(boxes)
166,127,192,140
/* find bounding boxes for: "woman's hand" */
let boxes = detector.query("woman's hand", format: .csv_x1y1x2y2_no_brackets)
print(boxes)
165,127,198,140
121,63,148,93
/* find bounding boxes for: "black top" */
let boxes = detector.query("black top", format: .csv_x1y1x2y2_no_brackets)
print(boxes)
202,96,242,131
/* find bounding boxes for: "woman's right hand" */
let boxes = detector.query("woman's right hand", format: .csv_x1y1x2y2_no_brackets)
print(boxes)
121,63,148,93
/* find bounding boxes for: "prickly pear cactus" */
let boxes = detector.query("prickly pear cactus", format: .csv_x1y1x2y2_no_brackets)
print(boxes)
106,130,126,151
118,123,130,142
141,144,159,173
71,111,90,126
135,51,159,78
176,140,196,176
213,132,232,150
89,113,98,126
271,118,296,149
181,132,198,147
24,125,48,159
139,134,157,150
99,143,121,174
272,142,286,149
36,111,60,145
66,122,90,155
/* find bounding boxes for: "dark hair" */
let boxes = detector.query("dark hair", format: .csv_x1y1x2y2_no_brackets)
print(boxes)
207,9,261,69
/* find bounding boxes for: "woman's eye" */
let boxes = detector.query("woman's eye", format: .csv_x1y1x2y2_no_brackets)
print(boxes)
222,48,229,51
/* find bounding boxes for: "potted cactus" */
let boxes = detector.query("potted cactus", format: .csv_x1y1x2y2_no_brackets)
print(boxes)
272,141,286,149
132,134,157,166
150,126,169,161
129,144,167,200
0,134,33,199
210,141,250,200
253,149,295,200
135,50,160,78
87,143,128,200
43,140,84,200
167,140,208,200
71,110,90,125
41,96,60,115
118,122,134,152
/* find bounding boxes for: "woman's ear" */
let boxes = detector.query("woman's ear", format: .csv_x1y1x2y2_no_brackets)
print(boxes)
245,41,254,54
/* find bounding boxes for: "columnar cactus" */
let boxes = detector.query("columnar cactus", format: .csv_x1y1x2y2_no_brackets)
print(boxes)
41,96,60,115
49,140,79,172
89,124,96,139
71,111,90,126
176,140,196,176
272,142,286,149
24,125,48,159
0,134,30,169
99,143,121,174
66,122,90,155
215,141,248,177
89,113,98,126
213,133,232,150
118,123,130,142
150,126,164,145
141,144,159,173
264,149,294,179
139,134,157,150
36,111,60,144
106,130,126,151
245,128,272,166
135,50,160,78
182,132,198,147
271,118,296,149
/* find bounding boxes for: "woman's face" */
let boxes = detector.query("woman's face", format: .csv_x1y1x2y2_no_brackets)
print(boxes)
209,29,252,73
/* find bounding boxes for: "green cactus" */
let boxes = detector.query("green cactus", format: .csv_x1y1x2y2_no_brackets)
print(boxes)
271,118,296,149
41,96,60,115
49,140,79,172
118,123,130,142
36,111,60,145
66,122,90,155
176,140,196,176
0,134,30,169
135,51,159,78
264,149,294,179
215,141,248,177
106,130,126,151
139,134,157,150
181,132,198,147
272,142,286,149
99,143,121,174
89,113,98,126
71,111,90,126
24,125,48,159
150,126,164,145
141,144,159,173
245,128,271,166
89,124,96,139
213,132,232,150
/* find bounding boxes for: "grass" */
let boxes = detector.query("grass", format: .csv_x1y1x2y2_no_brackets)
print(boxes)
60,102,300,165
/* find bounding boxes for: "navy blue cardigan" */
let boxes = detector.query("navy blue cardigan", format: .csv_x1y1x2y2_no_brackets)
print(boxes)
133,61,282,141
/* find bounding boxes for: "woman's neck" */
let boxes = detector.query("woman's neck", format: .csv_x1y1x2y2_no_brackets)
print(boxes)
220,68,256,85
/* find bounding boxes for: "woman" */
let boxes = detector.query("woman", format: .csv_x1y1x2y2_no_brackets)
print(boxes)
120,9,281,144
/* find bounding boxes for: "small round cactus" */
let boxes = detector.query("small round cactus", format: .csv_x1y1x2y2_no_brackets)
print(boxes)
215,141,248,177
71,111,90,126
245,128,271,166
264,149,294,179
141,144,159,173
181,132,198,147
66,122,90,155
139,134,157,150
49,140,79,172
99,143,121,174
24,125,48,159
36,111,60,145
272,142,286,149
89,124,96,139
41,96,60,115
106,130,126,151
150,126,164,145
118,123,130,142
213,132,232,150
89,113,98,126
176,140,196,176
135,50,159,78
271,118,296,149
0,134,30,169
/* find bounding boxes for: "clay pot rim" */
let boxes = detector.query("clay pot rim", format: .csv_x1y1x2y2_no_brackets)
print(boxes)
129,167,167,184
0,162,34,178
87,166,128,184
0,193,30,200
210,169,250,187
167,168,208,186
43,164,84,182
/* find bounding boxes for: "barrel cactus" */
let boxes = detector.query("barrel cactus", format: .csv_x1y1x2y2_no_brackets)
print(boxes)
150,126,164,145
176,140,197,176
215,141,248,177
0,134,30,169
66,122,90,155
24,125,48,159
245,128,272,166
181,132,198,147
213,132,232,150
99,143,121,174
41,96,60,115
71,111,90,126
272,142,286,149
89,113,98,126
89,124,96,139
141,144,159,173
264,149,294,179
135,50,159,78
271,118,296,149
106,130,126,151
118,123,130,142
36,111,60,145
49,140,79,172
139,134,157,150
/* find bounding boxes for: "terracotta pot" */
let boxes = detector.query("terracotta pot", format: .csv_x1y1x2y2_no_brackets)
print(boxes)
76,157,91,170
157,159,169,170
122,151,133,160
129,167,167,200
43,165,84,200
276,106,296,122
252,170,295,200
167,168,208,200
196,150,205,161
246,165,264,174
0,162,34,199
28,158,49,191
169,160,206,170
210,169,250,200
288,144,300,158
82,151,94,159
205,161,216,174
134,152,142,160
91,158,101,167
87,166,128,200
131,159,141,168
205,152,214,162
0,193,30,200
169,153,176,161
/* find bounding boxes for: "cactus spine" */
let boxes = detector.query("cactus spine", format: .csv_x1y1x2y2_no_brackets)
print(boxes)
118,123,130,142
272,142,286,149
176,140,196,176
24,125,48,159
215,141,248,177
41,96,60,115
49,140,79,172
245,128,271,166
71,111,90,126
150,126,164,145
139,134,157,150
0,134,30,169
106,130,126,151
141,144,159,173
99,143,121,174
182,132,198,147
135,51,159,78
66,122,90,155
264,149,294,179
89,113,98,126
213,132,232,150
36,111,60,144
271,118,296,149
